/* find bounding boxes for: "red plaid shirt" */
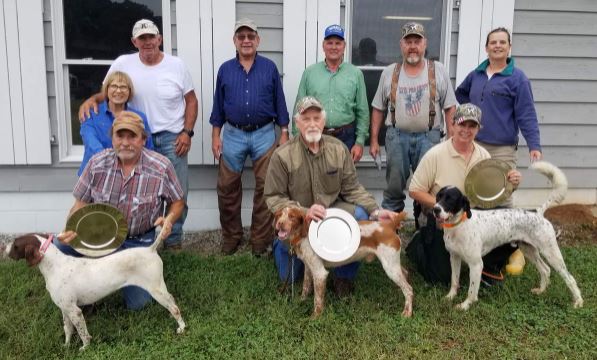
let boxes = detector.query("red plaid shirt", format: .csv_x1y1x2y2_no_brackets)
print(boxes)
75,148,184,236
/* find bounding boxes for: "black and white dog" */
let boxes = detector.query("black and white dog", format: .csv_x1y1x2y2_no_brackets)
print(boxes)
433,161,583,310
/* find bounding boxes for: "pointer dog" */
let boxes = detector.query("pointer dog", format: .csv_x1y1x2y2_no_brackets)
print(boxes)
274,207,413,318
433,161,583,310
5,233,185,350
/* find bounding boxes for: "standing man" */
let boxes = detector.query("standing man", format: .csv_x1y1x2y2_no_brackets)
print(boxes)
210,18,290,256
294,24,369,162
370,22,457,213
78,19,198,250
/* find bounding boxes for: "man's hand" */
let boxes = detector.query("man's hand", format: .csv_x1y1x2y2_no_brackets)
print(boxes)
507,169,522,187
279,131,289,146
306,204,326,222
351,144,364,162
175,132,192,156
529,150,542,162
212,136,222,159
369,141,380,159
78,97,100,122
376,209,395,221
57,230,77,244
154,216,173,240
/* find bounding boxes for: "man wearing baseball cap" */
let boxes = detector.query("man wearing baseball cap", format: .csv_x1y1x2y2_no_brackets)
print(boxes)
370,21,457,217
55,111,185,310
293,24,369,164
210,18,290,256
78,19,198,250
265,96,394,296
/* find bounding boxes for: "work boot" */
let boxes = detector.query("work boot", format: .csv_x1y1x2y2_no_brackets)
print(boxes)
221,241,240,255
333,278,355,297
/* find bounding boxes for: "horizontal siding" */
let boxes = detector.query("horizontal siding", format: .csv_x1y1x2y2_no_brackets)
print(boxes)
513,1,597,192
237,0,283,71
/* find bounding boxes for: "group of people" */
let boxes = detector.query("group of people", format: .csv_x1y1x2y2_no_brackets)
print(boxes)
55,17,541,308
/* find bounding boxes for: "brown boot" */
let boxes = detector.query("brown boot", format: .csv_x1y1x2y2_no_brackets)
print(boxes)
333,278,355,298
249,145,276,256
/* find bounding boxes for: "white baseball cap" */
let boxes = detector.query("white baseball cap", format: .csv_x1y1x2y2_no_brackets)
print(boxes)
132,19,160,39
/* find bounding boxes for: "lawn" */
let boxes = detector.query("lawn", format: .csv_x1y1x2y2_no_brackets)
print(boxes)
0,244,595,359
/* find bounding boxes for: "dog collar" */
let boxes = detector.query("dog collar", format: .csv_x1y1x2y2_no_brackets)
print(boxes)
441,212,468,229
39,234,54,255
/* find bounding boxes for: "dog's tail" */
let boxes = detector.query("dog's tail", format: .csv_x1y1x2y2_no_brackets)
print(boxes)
149,226,167,252
531,161,568,216
386,211,408,230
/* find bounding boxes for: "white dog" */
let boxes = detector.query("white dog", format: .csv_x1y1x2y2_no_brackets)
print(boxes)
433,161,583,310
5,233,185,350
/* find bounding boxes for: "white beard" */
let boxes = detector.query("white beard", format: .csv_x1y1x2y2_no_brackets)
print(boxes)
405,54,421,65
304,130,322,143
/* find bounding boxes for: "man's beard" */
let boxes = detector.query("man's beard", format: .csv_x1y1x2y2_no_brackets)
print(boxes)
405,53,421,65
116,148,138,162
304,130,322,143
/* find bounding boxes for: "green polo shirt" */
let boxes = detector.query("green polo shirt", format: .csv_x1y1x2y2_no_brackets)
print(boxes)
293,61,370,145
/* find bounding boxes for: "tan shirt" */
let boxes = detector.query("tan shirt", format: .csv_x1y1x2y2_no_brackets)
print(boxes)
264,135,378,215
409,139,490,197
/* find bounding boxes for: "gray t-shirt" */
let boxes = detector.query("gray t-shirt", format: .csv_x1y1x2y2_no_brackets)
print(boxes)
371,60,457,132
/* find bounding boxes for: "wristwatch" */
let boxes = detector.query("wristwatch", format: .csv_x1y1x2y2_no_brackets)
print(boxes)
181,128,194,138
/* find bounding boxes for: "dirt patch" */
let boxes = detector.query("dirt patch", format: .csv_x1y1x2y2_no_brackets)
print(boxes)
544,204,597,247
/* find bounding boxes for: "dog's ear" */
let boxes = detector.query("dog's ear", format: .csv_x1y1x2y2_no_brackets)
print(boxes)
24,244,43,267
273,209,283,228
463,196,472,219
300,212,311,240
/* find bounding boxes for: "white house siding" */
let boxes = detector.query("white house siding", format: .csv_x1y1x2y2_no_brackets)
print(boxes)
0,0,595,234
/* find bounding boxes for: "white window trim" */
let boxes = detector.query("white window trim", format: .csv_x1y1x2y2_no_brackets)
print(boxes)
50,0,172,163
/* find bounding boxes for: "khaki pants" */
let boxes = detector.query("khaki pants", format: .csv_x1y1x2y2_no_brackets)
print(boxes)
477,142,517,208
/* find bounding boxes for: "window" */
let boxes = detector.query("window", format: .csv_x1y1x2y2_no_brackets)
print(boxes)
53,0,170,160
346,0,450,146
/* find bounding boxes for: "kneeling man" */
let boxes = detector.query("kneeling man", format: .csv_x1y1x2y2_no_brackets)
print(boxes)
55,111,185,310
264,96,393,295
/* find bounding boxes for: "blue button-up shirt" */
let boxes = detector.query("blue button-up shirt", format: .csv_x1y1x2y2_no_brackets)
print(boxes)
209,54,289,128
79,101,154,175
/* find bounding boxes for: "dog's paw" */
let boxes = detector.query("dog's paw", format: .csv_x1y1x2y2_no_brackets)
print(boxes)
445,290,457,301
573,298,584,309
401,307,413,318
455,301,471,311
176,325,186,334
531,287,545,295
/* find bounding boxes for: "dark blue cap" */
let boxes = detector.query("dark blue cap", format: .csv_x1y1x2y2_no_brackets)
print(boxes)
324,24,345,40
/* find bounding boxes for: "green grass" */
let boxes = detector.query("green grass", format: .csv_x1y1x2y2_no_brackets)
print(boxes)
1,246,595,359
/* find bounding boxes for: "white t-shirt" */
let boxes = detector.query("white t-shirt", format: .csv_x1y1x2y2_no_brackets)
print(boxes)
107,53,194,133
371,60,457,132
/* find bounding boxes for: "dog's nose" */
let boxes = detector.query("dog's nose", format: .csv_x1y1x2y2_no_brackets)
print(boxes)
432,206,441,216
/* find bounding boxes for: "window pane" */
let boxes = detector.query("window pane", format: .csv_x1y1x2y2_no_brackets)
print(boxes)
69,65,110,145
63,0,163,60
351,0,444,65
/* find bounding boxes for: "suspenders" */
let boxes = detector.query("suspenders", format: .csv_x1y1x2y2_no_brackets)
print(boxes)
389,59,437,131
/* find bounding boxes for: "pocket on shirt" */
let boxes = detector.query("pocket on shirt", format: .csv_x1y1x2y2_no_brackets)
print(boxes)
91,188,110,204
157,80,182,108
132,194,158,222
320,168,341,194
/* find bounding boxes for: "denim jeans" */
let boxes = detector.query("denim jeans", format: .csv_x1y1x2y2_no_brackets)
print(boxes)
52,229,156,310
152,131,188,246
221,122,275,172
382,128,441,212
326,125,356,151
273,206,368,283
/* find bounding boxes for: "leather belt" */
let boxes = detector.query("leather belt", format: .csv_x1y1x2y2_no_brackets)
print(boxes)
229,120,273,132
323,122,354,136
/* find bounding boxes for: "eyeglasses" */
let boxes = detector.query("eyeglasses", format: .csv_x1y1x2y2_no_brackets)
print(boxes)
108,84,130,92
235,33,257,41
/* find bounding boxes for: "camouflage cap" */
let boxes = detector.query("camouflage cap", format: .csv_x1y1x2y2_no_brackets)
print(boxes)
234,18,258,33
295,96,324,114
401,22,425,39
454,103,482,125
112,111,146,137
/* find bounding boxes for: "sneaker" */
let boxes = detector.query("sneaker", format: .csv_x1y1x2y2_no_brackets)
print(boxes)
505,249,526,276
333,278,355,297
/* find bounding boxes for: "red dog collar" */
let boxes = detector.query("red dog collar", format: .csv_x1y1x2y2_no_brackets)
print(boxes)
39,234,54,255
441,212,468,229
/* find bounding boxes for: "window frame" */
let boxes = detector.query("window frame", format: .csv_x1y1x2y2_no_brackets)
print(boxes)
342,0,454,163
51,0,172,162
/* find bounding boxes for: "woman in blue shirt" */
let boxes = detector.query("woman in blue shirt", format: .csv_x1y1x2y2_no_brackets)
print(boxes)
78,71,153,175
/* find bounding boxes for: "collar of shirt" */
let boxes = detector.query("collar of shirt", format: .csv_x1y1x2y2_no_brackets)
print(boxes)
476,57,515,76
324,59,344,74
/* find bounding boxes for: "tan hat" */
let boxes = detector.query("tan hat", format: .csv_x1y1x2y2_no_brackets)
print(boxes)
132,19,160,39
234,18,258,33
454,103,482,125
401,22,425,39
296,96,324,114
112,111,146,137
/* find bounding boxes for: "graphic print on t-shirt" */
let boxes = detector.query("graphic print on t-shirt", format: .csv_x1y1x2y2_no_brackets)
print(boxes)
399,83,427,117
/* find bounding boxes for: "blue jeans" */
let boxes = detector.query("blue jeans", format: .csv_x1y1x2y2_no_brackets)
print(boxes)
221,122,275,172
52,229,157,310
382,128,441,212
152,131,188,246
326,125,356,151
273,206,368,283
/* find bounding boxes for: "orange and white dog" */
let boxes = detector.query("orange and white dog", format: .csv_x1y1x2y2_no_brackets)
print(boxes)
274,206,413,318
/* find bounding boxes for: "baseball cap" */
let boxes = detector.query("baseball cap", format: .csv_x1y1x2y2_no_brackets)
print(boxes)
324,24,345,40
234,18,258,33
112,111,146,137
132,19,160,39
296,96,324,114
401,22,425,39
454,103,482,125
